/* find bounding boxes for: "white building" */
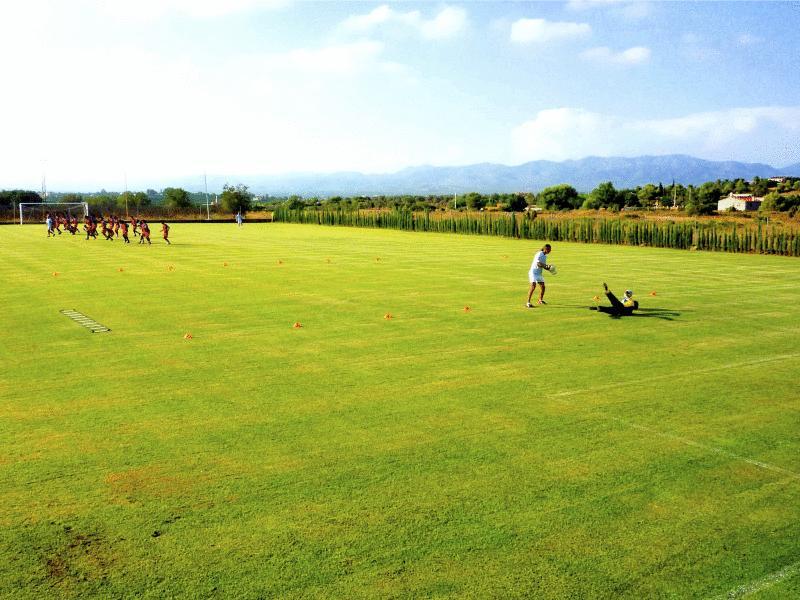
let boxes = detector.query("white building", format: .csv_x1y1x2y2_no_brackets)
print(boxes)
718,193,763,211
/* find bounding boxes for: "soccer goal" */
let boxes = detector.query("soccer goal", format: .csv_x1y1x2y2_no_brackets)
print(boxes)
19,202,89,225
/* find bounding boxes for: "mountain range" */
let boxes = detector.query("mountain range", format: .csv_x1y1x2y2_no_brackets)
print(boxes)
175,155,800,197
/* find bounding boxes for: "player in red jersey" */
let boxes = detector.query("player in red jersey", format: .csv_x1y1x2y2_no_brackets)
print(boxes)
119,219,130,243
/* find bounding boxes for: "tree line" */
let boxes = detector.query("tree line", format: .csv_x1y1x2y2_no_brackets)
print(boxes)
0,184,255,215
259,177,800,216
273,207,800,257
2,175,799,216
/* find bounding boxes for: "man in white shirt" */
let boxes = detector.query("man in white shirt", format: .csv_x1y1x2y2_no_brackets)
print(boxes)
526,243,552,308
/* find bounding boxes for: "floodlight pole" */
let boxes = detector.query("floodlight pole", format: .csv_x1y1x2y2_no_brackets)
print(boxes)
204,173,210,220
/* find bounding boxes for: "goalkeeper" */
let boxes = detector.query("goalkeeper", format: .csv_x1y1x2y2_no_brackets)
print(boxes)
592,283,638,316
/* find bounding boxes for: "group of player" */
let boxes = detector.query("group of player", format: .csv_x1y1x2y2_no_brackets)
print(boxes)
527,243,639,317
46,213,170,245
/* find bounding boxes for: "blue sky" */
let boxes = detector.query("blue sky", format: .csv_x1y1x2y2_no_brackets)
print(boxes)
1,1,798,190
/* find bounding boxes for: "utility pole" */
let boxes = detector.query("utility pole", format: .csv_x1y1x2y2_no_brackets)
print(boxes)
204,173,210,220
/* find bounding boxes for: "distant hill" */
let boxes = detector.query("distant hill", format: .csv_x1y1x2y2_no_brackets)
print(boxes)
173,155,798,197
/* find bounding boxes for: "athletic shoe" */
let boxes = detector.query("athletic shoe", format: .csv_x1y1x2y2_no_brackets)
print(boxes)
538,300,547,305
526,303,533,308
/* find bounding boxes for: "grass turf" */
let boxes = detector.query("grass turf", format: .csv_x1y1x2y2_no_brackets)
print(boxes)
1,223,799,598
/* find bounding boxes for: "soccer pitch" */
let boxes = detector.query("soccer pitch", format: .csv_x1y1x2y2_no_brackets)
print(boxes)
2,223,799,598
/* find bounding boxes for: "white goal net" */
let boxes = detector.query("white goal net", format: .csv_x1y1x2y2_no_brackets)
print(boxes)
19,202,89,225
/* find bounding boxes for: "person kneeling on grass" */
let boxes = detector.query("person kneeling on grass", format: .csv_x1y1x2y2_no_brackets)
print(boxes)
591,283,639,317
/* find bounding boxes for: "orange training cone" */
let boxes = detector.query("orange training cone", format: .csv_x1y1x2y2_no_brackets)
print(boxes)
277,260,283,265
592,295,601,302
183,333,193,340
223,262,228,267
384,313,393,320
463,306,471,312
118,268,124,272
293,322,303,329
649,291,657,296
52,272,59,277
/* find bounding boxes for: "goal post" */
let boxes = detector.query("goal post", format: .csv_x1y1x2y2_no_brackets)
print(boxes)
19,202,89,225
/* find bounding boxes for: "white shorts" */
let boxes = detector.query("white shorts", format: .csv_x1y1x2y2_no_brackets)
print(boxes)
529,270,544,284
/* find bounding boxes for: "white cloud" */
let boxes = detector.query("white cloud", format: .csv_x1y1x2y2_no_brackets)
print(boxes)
511,106,800,164
566,0,651,19
510,18,591,44
94,0,288,20
264,41,386,75
580,46,651,65
341,4,467,39
421,7,468,39
341,5,409,31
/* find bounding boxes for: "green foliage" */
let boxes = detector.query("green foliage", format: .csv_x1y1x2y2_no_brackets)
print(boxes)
589,181,619,209
751,176,769,197
734,178,749,193
285,195,306,210
685,182,720,215
637,184,660,208
537,184,579,211
273,207,800,256
503,194,528,212
114,191,149,212
162,187,192,209
220,183,253,214
760,192,781,212
0,189,40,208
464,192,486,210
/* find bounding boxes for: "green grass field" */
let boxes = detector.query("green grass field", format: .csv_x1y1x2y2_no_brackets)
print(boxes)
2,223,799,599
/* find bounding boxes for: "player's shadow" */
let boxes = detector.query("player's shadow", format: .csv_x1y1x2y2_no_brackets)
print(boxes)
583,305,683,321
547,303,683,321
630,308,682,320
611,307,682,321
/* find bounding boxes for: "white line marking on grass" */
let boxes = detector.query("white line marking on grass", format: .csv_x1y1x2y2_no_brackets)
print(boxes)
550,353,800,399
547,353,800,481
714,559,800,599
611,417,800,482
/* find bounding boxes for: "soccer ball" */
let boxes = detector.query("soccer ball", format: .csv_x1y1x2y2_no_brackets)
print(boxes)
549,265,558,275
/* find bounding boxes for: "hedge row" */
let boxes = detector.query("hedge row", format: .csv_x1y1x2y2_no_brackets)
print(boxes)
272,208,800,257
